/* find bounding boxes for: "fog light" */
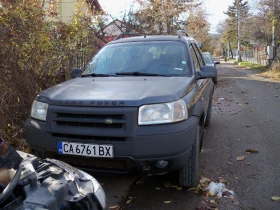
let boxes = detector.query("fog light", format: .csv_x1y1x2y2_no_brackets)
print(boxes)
143,164,151,171
156,160,169,168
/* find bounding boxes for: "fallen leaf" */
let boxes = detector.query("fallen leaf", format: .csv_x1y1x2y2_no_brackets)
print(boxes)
171,185,179,188
164,181,171,188
205,192,209,200
271,196,280,201
246,149,259,153
176,187,183,190
200,176,211,185
109,205,119,209
228,162,233,165
219,178,226,183
246,162,251,165
126,199,132,204
188,186,204,195
136,181,142,185
164,201,171,204
237,156,246,161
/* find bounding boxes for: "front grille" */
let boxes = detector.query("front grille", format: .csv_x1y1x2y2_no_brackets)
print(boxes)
53,113,125,129
52,133,126,141
45,151,135,173
48,106,137,143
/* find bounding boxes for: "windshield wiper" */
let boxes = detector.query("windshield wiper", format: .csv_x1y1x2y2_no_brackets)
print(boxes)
81,73,117,77
116,71,170,77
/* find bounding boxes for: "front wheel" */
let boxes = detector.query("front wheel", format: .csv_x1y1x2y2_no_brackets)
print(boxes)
212,77,218,84
178,125,201,187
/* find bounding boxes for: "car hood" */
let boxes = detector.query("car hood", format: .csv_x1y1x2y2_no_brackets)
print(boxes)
37,77,194,107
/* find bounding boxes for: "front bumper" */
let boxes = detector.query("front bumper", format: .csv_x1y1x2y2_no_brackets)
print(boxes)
26,108,199,174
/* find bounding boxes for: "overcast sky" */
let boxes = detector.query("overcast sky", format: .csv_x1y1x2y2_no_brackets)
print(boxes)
98,0,237,33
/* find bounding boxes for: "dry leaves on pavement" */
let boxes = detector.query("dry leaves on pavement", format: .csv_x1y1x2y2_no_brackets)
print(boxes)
236,156,246,161
246,149,259,153
109,205,119,210
271,196,280,201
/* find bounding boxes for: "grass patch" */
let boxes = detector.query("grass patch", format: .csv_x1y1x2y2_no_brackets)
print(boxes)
260,62,280,81
237,61,280,81
238,62,268,71
227,57,238,62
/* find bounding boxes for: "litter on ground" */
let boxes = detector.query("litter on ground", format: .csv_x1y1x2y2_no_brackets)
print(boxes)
205,182,234,198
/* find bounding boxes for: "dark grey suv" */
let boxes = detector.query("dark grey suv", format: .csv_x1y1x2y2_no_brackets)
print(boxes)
25,31,216,187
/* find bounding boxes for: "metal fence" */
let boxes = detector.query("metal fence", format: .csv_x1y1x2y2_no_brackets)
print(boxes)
232,48,268,66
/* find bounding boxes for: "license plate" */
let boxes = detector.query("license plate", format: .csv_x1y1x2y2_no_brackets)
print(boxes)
57,142,113,158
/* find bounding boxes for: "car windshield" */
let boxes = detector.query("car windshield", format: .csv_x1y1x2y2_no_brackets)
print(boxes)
203,54,214,65
82,41,191,76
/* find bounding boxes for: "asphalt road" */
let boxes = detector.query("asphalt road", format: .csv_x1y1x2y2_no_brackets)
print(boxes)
97,59,280,210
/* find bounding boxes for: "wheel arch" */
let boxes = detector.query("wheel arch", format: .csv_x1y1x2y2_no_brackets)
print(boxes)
191,101,205,150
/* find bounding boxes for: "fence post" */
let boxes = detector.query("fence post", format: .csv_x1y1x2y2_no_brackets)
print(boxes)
60,67,66,82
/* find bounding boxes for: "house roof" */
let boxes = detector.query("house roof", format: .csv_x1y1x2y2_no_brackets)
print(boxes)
102,19,127,36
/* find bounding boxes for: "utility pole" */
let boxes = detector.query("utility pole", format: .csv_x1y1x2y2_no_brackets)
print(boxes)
272,0,276,60
237,0,241,62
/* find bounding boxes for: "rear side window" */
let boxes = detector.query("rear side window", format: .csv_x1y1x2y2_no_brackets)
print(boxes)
190,44,200,72
192,44,205,67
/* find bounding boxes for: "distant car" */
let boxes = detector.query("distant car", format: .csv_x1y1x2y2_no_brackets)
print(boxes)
202,52,219,84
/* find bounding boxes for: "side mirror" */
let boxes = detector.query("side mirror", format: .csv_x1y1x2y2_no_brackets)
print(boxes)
214,61,220,65
71,68,83,79
195,66,217,80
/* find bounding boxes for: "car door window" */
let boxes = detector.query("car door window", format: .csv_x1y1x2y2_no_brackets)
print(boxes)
193,44,205,67
189,45,200,72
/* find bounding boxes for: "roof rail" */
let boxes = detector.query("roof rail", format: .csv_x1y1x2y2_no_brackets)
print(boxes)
177,30,189,38
114,32,142,41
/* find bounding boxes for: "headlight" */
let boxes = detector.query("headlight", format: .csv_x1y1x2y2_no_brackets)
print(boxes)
138,99,187,125
78,170,106,209
31,100,48,121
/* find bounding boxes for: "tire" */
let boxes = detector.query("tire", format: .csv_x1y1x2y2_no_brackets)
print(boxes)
178,125,201,188
204,94,213,128
212,77,217,84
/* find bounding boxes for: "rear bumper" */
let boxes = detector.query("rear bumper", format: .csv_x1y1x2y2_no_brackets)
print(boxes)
26,116,199,174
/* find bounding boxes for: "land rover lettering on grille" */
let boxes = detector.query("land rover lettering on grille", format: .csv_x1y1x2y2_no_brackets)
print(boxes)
105,118,114,124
